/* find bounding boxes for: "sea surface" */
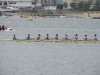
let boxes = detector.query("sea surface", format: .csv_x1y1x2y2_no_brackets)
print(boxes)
0,17,100,75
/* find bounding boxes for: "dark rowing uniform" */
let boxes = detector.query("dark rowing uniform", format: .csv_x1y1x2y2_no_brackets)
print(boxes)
55,36,58,40
46,36,49,40
85,38,87,40
13,36,16,40
94,37,97,41
27,35,30,39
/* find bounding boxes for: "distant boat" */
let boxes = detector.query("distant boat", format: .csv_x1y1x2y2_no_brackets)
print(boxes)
60,16,66,18
4,27,12,31
38,16,45,18
20,16,28,18
0,7,19,12
6,7,19,11
5,27,12,31
29,16,33,21
1,15,7,18
92,16,100,19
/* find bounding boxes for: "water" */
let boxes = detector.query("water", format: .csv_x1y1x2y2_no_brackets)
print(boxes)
0,17,100,75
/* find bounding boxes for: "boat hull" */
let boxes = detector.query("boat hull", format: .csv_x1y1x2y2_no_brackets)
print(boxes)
0,39,100,43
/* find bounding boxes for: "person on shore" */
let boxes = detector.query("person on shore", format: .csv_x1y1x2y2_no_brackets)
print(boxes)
20,13,22,17
37,34,41,40
27,34,30,40
2,25,5,31
62,34,68,40
13,35,16,40
54,34,58,40
0,26,2,31
45,34,49,40
93,34,97,41
73,34,78,40
84,35,88,40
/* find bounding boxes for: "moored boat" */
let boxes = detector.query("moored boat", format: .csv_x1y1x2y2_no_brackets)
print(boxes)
92,16,100,19
5,27,12,31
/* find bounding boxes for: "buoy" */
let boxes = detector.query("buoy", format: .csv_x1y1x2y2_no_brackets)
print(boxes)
29,16,33,21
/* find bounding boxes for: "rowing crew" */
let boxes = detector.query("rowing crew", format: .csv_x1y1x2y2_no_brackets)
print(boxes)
83,34,97,41
43,34,97,41
13,34,98,41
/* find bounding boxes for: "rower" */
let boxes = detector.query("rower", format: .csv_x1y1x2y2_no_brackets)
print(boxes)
84,35,87,40
37,34,41,40
13,35,16,40
73,34,78,40
54,34,58,40
0,26,2,31
94,34,97,41
2,25,5,31
62,34,68,40
45,34,49,40
27,34,30,40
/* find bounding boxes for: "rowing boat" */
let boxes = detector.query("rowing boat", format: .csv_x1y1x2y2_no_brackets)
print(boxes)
0,39,100,43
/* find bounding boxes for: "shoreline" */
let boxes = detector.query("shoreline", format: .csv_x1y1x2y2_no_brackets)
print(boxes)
5,12,100,18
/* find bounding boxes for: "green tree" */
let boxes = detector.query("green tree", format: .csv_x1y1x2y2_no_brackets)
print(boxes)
89,0,93,3
32,2,35,5
57,4,63,10
78,1,84,11
95,0,100,7
90,0,100,11
70,2,77,9
57,4,63,14
0,12,2,16
84,1,91,11
63,2,68,9
32,0,36,8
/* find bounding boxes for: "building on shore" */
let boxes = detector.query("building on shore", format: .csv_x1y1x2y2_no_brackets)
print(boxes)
63,0,73,9
41,0,57,11
41,0,57,6
63,0,97,9
0,0,41,8
56,0,63,4
0,0,97,11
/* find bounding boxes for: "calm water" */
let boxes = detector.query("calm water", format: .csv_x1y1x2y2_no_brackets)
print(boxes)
0,17,100,75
